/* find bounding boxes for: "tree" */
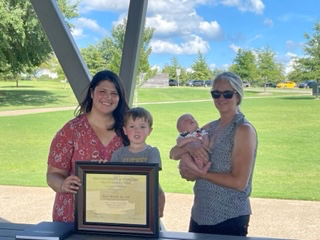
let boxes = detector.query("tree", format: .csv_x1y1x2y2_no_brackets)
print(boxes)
256,46,284,89
230,49,258,84
286,57,307,83
37,53,60,79
80,45,106,75
0,0,79,86
81,19,157,107
212,68,225,78
82,18,156,106
97,18,156,81
289,21,320,97
191,51,213,80
162,57,187,85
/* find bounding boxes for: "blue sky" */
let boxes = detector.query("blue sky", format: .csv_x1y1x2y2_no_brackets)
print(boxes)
69,0,320,74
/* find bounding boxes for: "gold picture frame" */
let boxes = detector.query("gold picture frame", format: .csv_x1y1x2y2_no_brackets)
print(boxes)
75,162,159,237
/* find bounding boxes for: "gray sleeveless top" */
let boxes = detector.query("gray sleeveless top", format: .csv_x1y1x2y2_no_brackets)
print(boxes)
191,112,257,225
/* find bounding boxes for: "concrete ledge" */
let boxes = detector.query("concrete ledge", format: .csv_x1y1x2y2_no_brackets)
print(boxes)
0,186,319,239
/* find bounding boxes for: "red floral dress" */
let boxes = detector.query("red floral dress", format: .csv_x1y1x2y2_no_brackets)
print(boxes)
47,114,123,222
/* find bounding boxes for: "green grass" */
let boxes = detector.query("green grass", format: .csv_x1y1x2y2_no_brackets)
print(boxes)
0,80,78,110
0,80,308,110
0,81,319,201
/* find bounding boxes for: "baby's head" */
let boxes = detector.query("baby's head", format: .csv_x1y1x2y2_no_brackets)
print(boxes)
176,114,199,133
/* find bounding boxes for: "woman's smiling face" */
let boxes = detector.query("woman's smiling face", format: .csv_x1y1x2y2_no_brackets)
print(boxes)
91,80,119,115
212,79,239,114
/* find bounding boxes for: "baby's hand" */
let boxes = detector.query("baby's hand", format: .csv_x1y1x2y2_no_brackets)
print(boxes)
194,158,205,169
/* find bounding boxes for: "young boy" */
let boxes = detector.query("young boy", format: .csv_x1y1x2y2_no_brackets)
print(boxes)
176,113,210,170
111,107,165,218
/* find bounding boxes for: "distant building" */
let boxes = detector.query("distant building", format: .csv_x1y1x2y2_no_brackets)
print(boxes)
141,73,169,88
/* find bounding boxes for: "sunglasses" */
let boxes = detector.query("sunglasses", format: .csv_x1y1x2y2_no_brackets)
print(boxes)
210,90,237,99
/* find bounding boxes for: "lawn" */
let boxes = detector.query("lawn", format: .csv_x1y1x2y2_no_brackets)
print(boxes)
0,81,319,201
0,80,78,110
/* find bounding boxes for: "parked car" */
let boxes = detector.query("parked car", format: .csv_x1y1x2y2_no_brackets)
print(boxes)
185,80,205,87
193,80,206,86
298,80,316,89
204,80,213,87
242,81,250,88
276,81,297,88
265,82,276,88
169,79,178,86
185,80,195,86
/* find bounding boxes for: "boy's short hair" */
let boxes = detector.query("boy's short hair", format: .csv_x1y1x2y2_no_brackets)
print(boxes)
124,107,153,127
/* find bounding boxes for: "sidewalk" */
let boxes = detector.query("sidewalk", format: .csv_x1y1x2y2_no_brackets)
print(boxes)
0,185,319,240
0,106,76,116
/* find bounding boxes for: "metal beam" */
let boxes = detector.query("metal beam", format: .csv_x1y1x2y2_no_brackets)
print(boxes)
119,0,148,106
31,0,148,106
30,0,91,104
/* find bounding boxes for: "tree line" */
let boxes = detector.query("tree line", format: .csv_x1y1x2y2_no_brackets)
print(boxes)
1,1,319,90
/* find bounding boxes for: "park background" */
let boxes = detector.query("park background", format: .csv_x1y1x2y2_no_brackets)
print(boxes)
1,1,320,239
0,81,319,202
0,81,320,240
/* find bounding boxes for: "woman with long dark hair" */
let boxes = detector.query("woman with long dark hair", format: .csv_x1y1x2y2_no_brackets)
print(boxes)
47,70,129,222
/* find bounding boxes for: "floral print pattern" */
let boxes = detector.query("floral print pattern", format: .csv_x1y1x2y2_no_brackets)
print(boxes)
48,114,123,222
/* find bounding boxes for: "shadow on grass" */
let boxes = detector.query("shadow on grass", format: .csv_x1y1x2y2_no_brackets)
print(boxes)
0,90,60,107
279,96,318,100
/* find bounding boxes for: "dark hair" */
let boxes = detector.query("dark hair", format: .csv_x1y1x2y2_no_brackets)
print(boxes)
124,107,153,127
75,70,130,146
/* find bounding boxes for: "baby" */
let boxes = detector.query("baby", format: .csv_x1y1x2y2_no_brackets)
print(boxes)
176,113,209,169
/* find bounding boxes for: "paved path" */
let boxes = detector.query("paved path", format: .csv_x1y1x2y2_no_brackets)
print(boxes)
0,185,319,240
0,106,76,116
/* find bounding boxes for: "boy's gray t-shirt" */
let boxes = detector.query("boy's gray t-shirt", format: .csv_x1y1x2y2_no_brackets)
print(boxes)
110,145,162,170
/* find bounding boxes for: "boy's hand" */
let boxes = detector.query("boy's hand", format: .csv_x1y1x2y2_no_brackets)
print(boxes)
159,188,165,218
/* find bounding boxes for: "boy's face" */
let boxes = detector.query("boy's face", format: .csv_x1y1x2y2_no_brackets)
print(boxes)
123,117,152,144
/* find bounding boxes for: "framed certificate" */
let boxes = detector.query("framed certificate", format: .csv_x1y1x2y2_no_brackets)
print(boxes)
75,162,159,237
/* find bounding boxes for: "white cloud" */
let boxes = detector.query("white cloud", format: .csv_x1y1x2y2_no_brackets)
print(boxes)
285,40,303,52
186,68,194,73
151,65,161,73
199,21,224,41
209,63,216,70
229,43,240,53
264,18,273,27
248,34,263,42
76,18,107,34
76,0,266,67
222,64,229,70
72,18,108,39
284,52,298,74
79,0,129,13
71,28,84,38
147,0,200,15
146,4,204,38
278,13,315,23
220,0,265,14
146,15,179,36
150,35,210,55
